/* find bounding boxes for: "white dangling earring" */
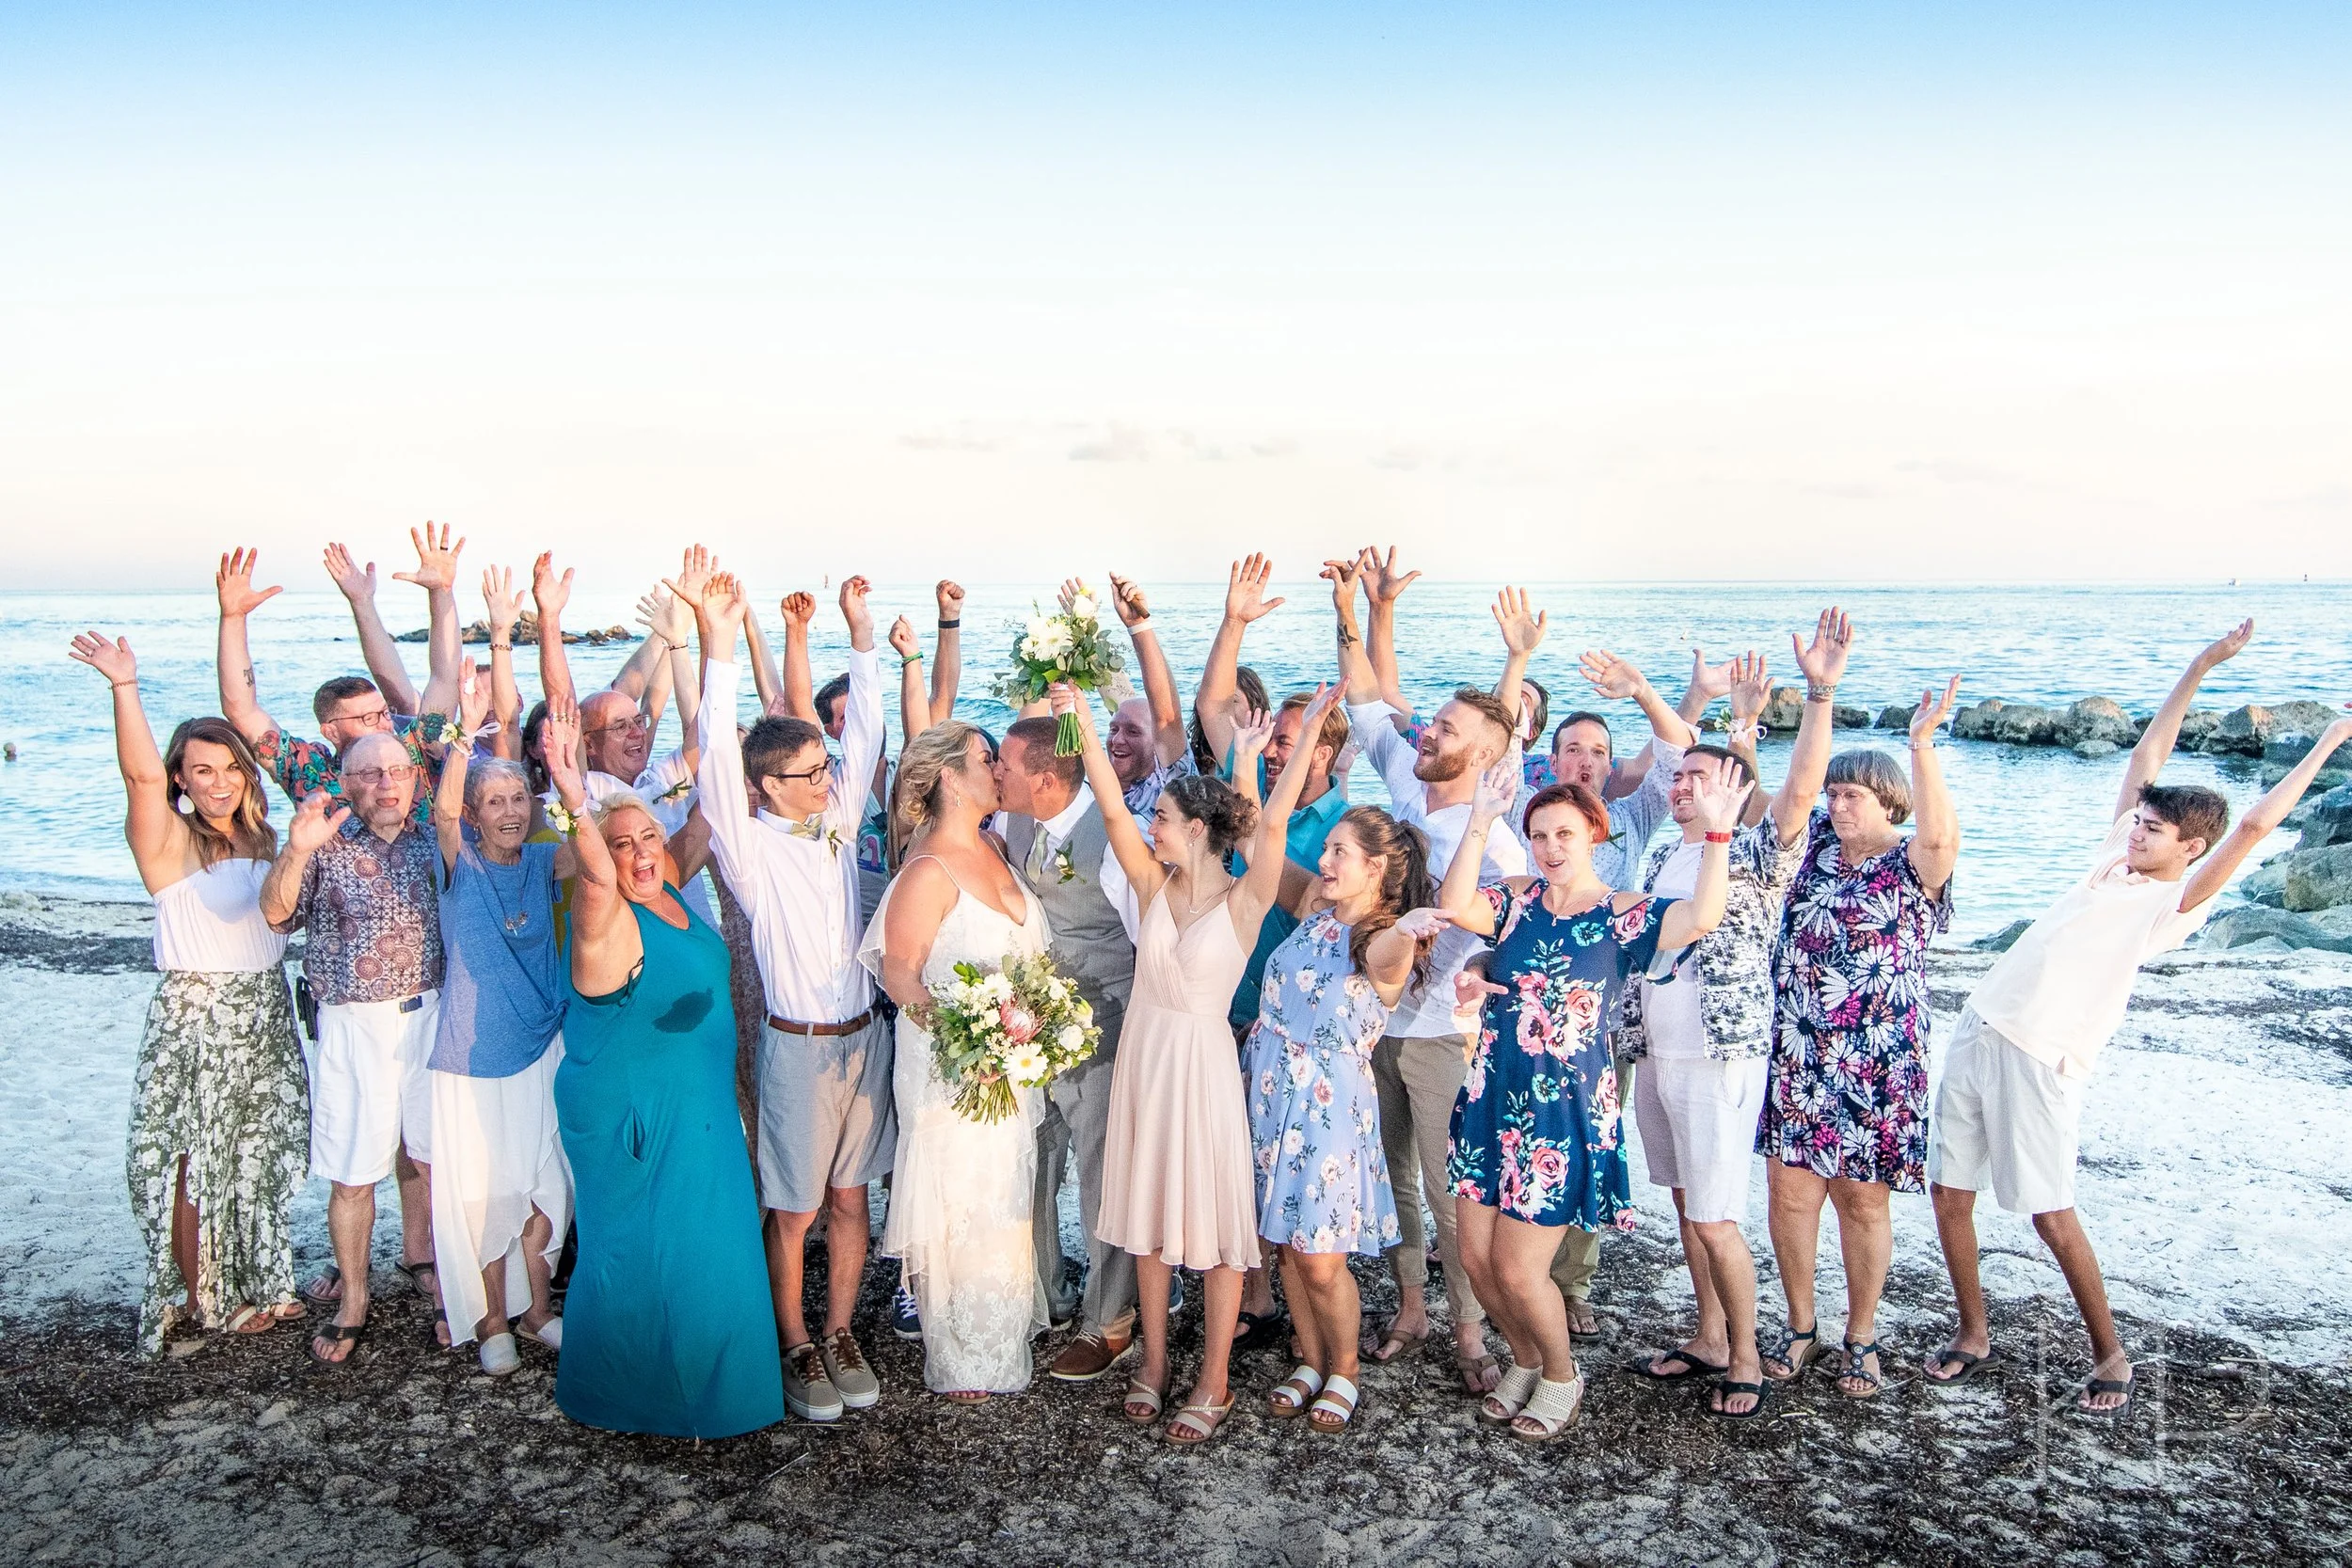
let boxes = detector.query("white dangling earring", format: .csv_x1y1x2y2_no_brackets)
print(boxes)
175,790,194,816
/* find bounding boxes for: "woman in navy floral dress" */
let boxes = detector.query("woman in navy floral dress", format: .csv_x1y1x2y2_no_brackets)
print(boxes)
1756,663,1960,1399
1438,767,1745,1441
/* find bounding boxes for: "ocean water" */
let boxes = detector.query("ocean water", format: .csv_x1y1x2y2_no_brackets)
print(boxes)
4,579,2346,939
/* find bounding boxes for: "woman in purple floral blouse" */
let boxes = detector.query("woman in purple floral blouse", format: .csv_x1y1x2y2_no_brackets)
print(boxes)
1757,668,1961,1401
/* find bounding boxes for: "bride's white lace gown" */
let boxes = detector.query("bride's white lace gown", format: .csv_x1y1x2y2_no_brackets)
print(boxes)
859,858,1053,1393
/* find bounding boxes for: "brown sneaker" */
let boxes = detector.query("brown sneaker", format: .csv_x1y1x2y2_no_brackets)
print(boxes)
1049,1327,1136,1383
783,1340,843,1422
819,1326,880,1410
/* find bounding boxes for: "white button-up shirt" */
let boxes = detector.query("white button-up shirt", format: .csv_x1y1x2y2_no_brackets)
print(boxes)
697,655,882,1024
1347,698,1530,1038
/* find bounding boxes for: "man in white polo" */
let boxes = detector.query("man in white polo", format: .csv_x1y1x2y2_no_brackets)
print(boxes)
1927,621,2351,1414
262,729,445,1367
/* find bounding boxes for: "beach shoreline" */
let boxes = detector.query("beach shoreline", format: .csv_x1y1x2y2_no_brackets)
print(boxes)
6,892,2352,1564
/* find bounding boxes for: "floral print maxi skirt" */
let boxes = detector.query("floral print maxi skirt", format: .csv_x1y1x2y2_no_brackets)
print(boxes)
128,968,310,1354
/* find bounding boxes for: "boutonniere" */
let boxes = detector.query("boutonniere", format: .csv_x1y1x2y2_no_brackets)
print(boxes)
655,776,694,805
1052,846,1077,884
827,827,844,856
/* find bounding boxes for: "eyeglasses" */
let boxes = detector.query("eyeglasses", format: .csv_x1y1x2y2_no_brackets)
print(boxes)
585,713,653,736
331,706,391,730
765,763,831,788
344,765,417,784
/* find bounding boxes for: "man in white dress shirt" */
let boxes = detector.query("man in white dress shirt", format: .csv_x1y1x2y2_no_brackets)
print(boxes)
690,573,892,1425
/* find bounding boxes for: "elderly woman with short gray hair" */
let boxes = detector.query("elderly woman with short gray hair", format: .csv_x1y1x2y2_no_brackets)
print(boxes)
425,664,574,1374
1756,615,1962,1401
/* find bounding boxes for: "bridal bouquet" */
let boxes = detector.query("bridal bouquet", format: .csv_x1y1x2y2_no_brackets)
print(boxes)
992,584,1125,754
926,953,1100,1124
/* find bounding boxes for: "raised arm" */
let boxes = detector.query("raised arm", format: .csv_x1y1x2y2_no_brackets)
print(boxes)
1434,759,1518,927
324,542,419,714
2121,619,2252,821
777,591,818,721
390,522,466,719
680,573,759,887
1904,674,1963,895
890,616,930,744
930,579,964,724
1773,610,1857,844
742,600,784,716
1580,647,1701,756
1722,651,1772,829
1323,555,1381,705
1490,586,1549,737
261,790,345,930
541,705,624,954
532,551,580,721
435,660,495,876
1056,682,1169,904
1359,546,1422,719
1655,759,1746,952
482,565,524,760
832,576,885,827
2183,713,2352,913
1197,554,1284,763
215,547,285,746
1104,572,1187,768
68,633,185,891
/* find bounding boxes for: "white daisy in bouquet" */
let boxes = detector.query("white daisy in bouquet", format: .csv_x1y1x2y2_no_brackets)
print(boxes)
991,581,1126,755
926,951,1100,1124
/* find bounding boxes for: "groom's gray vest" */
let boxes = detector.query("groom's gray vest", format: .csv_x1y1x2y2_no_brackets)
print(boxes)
1004,804,1136,1019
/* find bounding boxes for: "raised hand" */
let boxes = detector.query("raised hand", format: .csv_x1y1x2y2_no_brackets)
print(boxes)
456,659,493,732
1727,652,1772,734
935,579,966,621
1791,607,1855,688
542,701,583,790
216,547,284,618
393,521,465,593
1105,572,1150,627
1472,754,1519,826
287,788,351,853
1492,587,1548,655
1359,546,1421,607
888,615,920,658
1685,755,1755,834
482,565,522,639
1687,648,1737,705
636,587,692,645
1229,705,1277,768
701,572,750,634
1047,680,1099,736
672,545,717,608
838,575,874,641
1224,554,1284,623
2197,618,2255,670
1909,675,1963,745
69,630,137,685
1578,647,1647,702
532,551,573,617
1318,555,1361,612
322,543,378,603
780,591,817,630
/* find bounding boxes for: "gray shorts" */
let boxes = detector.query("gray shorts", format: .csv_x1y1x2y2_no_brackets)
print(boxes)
755,1011,897,1213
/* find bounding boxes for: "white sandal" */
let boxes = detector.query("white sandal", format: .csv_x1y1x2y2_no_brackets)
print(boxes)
1306,1375,1360,1433
478,1332,521,1377
1510,1375,1586,1442
1268,1363,1325,1418
1478,1364,1541,1425
517,1316,563,1352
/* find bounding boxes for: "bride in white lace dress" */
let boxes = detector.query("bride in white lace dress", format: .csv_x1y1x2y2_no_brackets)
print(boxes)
860,723,1052,1400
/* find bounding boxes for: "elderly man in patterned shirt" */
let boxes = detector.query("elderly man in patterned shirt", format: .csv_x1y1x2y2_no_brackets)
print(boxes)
262,729,449,1367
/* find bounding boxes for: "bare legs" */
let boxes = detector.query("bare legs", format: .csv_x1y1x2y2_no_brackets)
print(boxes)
1764,1162,1890,1393
1133,1256,1243,1409
314,1181,376,1363
1931,1182,2130,1410
1667,1191,1760,1414
470,1207,558,1342
764,1184,872,1350
1279,1248,1361,1388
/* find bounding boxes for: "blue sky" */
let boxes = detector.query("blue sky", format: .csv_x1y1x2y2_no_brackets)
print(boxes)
4,3,2346,589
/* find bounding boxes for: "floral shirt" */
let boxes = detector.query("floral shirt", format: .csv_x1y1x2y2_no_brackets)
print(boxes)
275,817,445,1006
253,711,451,832
1617,822,1802,1062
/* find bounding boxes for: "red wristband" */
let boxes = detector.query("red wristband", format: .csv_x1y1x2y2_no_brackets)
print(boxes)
1704,831,1732,844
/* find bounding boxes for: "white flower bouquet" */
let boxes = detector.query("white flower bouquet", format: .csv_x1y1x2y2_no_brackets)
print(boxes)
991,584,1125,755
926,952,1100,1124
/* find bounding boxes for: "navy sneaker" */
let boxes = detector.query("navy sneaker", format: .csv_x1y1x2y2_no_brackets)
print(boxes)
890,1278,923,1341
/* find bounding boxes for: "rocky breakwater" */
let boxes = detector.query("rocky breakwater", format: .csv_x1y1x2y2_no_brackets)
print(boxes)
394,612,637,646
2201,782,2352,955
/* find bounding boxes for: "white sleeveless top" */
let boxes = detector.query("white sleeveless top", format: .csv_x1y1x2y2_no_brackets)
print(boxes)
151,859,290,974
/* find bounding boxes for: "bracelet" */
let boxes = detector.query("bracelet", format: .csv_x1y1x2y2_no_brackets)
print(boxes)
1704,831,1733,845
1127,615,1155,635
1804,682,1837,703
936,617,961,630
900,653,924,668
488,641,512,652
110,678,137,689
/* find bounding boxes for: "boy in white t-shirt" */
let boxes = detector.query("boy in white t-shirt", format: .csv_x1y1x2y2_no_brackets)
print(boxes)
1925,620,2352,1414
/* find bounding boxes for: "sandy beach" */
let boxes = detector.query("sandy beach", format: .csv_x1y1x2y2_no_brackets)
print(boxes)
4,893,2350,1566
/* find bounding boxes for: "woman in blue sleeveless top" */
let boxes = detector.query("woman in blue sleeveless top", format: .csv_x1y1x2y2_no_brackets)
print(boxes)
545,710,783,1439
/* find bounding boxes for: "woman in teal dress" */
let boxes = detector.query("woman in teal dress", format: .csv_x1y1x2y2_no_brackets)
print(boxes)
545,708,784,1439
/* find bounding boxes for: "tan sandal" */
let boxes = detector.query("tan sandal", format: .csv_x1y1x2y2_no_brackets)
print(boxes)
1478,1364,1540,1425
1305,1374,1360,1433
1267,1364,1323,1418
1454,1344,1502,1394
223,1304,278,1337
1509,1375,1586,1442
1164,1394,1235,1447
1122,1376,1167,1424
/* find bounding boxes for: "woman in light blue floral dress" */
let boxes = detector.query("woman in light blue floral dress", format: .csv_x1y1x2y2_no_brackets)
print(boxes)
1242,806,1441,1433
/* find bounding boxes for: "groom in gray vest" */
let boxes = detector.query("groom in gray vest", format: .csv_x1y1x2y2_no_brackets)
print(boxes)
994,716,1141,1381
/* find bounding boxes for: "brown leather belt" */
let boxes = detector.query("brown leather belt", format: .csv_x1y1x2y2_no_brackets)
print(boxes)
766,1005,878,1038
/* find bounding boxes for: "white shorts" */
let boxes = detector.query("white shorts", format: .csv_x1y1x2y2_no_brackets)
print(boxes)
309,991,439,1187
428,1037,573,1345
1929,1008,2088,1216
1632,1053,1768,1225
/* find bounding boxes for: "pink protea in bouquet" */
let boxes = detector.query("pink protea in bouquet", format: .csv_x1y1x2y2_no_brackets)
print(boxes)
924,952,1100,1123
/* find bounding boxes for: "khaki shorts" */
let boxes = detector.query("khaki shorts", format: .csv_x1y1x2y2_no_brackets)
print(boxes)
756,1012,897,1212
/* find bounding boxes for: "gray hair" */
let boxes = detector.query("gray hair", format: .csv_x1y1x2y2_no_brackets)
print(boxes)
1825,749,1913,825
464,756,532,812
342,730,408,772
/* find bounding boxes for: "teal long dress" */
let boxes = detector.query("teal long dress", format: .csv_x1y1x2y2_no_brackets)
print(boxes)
554,892,785,1439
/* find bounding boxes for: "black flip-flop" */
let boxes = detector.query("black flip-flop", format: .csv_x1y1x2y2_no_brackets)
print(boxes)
1925,1344,2003,1387
1232,1309,1288,1353
1633,1348,1728,1383
1709,1380,1770,1420
307,1320,369,1368
395,1259,437,1292
299,1263,342,1307
2079,1374,2135,1417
